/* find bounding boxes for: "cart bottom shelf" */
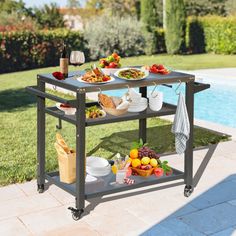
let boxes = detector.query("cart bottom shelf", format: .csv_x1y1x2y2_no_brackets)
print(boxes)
46,168,185,199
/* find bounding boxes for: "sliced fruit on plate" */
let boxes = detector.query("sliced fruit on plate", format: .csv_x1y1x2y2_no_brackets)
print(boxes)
142,64,170,74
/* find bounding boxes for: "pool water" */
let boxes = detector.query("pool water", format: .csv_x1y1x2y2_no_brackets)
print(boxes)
106,83,236,128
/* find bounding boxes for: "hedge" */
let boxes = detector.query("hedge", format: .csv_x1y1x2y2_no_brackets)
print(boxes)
0,29,86,73
187,16,236,54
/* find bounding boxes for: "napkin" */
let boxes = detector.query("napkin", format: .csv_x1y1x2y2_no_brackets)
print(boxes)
171,93,190,155
52,71,64,80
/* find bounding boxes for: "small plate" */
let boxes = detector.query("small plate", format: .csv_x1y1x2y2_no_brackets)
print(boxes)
114,68,149,81
56,103,76,115
87,110,106,119
77,76,115,84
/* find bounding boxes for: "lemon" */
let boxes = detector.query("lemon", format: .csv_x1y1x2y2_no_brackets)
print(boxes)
141,157,150,165
132,159,141,168
150,158,158,167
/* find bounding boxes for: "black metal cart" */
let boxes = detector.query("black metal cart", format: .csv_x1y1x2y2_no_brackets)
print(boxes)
26,70,209,220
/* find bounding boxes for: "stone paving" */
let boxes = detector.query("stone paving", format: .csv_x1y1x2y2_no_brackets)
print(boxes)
0,137,236,236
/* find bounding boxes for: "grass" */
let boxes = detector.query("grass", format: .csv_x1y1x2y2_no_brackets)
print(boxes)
0,53,233,186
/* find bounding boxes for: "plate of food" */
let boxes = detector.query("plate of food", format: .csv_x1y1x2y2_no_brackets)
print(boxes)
56,103,76,115
142,64,171,75
114,68,149,81
86,106,106,119
77,66,115,84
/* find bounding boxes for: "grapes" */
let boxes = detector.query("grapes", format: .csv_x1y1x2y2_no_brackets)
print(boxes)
138,146,160,159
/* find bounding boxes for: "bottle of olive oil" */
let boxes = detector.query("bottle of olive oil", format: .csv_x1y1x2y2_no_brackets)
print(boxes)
60,44,69,78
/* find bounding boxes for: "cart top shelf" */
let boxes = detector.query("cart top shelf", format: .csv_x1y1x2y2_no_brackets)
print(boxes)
38,70,195,93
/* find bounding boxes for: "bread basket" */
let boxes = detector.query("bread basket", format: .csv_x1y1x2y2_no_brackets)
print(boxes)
131,167,154,177
99,95,129,116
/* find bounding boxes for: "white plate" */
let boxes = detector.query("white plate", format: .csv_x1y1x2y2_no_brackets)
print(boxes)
114,68,149,81
56,103,76,115
77,76,115,84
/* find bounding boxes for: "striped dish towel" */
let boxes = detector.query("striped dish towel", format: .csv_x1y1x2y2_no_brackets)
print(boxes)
171,93,190,155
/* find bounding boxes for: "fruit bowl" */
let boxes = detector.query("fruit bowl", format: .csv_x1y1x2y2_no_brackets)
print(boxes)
131,167,154,177
101,68,119,76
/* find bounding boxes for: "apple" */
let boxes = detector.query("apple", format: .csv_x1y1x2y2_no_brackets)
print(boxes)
108,62,118,68
154,167,164,177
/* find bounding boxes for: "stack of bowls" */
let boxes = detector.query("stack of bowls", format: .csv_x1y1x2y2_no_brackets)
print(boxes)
86,156,111,177
148,91,163,111
128,88,148,112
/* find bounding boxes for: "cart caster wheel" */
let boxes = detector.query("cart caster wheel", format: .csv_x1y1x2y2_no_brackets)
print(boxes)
68,207,84,221
184,185,194,197
37,184,44,193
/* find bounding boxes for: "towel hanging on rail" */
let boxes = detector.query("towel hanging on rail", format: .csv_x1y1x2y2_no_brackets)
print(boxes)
171,93,190,155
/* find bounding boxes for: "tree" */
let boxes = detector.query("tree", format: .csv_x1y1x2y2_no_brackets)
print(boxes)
67,0,80,8
140,0,160,54
33,3,65,29
85,0,140,17
184,0,227,16
0,0,33,16
165,0,186,54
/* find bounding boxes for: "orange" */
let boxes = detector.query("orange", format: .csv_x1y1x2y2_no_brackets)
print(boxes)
132,159,141,168
130,149,139,159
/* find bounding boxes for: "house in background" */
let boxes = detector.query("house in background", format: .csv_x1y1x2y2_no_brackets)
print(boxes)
59,8,83,30
59,8,101,30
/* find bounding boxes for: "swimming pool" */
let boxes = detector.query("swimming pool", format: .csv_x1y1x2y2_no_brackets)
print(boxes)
106,81,236,128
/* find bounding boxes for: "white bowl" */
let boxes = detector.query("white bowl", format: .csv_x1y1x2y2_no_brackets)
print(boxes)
101,68,119,75
128,104,148,112
86,156,111,177
86,156,109,168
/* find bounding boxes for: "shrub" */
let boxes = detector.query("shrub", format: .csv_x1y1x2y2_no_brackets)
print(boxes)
186,17,205,53
0,29,85,73
165,0,186,54
84,15,146,59
187,16,236,54
0,12,38,32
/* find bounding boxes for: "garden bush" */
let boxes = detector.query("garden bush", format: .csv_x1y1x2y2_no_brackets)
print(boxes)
187,16,236,54
84,15,146,59
0,29,85,73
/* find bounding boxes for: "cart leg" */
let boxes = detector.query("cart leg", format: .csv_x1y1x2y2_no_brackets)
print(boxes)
139,87,147,143
184,80,194,197
69,91,86,220
37,78,45,193
56,118,62,129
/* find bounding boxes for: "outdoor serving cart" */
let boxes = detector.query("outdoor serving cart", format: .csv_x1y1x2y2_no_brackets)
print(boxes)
26,69,209,220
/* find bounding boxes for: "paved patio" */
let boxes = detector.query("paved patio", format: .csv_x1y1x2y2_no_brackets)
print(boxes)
0,136,236,235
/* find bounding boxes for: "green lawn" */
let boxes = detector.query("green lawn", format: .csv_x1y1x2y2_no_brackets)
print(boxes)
0,53,233,186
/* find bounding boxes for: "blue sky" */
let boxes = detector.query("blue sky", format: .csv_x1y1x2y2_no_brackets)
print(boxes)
23,0,85,8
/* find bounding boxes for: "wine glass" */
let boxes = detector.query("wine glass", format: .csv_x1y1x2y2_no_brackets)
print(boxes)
70,51,85,77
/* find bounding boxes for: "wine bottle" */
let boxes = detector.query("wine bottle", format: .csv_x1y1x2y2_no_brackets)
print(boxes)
60,44,69,78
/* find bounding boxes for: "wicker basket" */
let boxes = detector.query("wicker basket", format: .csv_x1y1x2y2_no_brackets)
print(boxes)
131,167,154,177
54,142,76,184
100,105,128,116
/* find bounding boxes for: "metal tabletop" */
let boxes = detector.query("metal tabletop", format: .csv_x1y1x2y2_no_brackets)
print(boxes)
38,70,195,93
